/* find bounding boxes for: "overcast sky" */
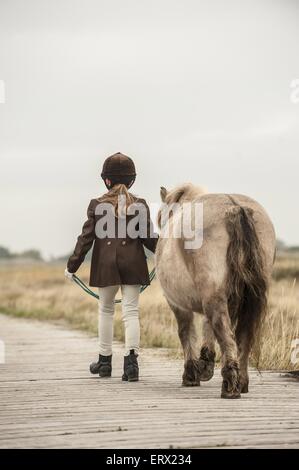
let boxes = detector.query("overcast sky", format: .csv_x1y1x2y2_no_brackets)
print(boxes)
0,0,299,258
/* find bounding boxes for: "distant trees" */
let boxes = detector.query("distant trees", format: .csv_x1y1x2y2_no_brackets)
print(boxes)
0,246,43,261
0,239,298,262
0,246,12,258
18,249,43,261
276,239,286,251
276,239,299,253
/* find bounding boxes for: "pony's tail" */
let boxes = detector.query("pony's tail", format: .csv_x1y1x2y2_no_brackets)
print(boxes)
225,204,268,365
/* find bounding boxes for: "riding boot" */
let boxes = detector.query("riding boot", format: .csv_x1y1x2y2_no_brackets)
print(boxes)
122,349,139,382
89,354,112,377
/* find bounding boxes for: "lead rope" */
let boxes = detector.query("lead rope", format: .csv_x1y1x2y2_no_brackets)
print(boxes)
72,268,156,303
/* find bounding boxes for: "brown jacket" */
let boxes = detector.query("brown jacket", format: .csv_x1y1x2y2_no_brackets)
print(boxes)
67,195,158,287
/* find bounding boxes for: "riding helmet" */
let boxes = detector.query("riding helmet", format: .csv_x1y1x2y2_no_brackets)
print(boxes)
101,152,136,189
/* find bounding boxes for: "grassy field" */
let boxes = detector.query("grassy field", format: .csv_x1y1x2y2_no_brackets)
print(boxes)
0,255,298,370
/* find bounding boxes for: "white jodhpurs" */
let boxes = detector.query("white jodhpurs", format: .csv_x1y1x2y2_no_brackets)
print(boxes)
98,285,140,356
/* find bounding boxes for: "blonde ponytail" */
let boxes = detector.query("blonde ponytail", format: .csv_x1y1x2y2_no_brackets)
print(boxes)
100,184,135,217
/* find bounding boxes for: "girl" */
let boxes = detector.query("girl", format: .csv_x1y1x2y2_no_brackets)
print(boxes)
65,152,158,381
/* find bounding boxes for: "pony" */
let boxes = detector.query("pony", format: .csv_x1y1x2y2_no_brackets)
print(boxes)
156,183,276,398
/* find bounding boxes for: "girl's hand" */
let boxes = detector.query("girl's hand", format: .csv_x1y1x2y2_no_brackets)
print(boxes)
64,268,74,281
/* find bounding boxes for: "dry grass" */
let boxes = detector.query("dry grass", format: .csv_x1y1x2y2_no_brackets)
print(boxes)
0,254,298,370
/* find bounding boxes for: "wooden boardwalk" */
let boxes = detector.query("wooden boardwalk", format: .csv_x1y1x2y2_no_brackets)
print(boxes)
0,313,298,449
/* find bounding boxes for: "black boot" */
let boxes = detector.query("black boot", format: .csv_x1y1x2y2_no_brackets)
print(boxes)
122,350,139,382
89,354,112,377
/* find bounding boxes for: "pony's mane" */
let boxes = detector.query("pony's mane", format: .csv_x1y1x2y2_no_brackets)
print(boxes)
158,183,207,228
165,183,207,204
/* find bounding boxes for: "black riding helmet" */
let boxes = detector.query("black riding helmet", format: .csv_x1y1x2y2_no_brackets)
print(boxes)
101,152,136,189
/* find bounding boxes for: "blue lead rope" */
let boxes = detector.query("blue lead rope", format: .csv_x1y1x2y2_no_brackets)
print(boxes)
72,268,156,303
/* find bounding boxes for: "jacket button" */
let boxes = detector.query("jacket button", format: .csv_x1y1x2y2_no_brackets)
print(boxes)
122,240,126,245
107,241,111,245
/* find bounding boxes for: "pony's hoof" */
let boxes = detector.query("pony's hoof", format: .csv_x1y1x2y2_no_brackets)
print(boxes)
221,390,241,399
197,359,214,381
182,379,201,387
197,347,215,382
221,362,241,399
182,359,200,387
240,382,249,393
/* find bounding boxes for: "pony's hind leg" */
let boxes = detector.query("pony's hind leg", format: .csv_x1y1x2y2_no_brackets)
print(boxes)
169,303,200,386
198,317,216,381
203,294,241,399
235,321,253,393
236,332,250,393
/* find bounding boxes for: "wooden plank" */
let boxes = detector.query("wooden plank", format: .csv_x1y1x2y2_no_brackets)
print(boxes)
0,313,298,449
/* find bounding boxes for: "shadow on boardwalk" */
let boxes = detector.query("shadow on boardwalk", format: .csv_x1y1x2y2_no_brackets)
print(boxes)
0,314,298,449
